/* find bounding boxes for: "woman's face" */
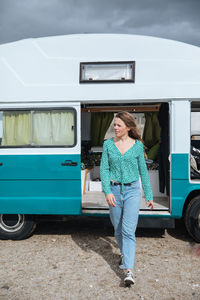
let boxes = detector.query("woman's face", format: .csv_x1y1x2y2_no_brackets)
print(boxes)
114,117,130,138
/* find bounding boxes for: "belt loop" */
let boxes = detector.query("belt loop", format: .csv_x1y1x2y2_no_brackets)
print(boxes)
121,183,124,193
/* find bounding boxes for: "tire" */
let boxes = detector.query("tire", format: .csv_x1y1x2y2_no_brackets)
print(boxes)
0,214,36,240
184,196,200,243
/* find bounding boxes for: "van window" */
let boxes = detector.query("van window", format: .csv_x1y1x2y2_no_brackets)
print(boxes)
0,109,75,147
80,61,135,83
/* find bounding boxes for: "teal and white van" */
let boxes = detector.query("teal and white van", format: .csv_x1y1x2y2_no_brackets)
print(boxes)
0,34,200,242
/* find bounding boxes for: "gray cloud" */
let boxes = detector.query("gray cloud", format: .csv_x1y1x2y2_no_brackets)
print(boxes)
0,0,199,46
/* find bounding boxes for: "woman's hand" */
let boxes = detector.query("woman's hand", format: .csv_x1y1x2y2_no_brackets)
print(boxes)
106,193,117,207
146,200,154,210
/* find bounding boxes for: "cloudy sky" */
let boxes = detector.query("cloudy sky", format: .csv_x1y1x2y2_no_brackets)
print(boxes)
0,0,200,46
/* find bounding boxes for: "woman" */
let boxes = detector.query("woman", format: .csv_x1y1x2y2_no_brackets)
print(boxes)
100,111,154,286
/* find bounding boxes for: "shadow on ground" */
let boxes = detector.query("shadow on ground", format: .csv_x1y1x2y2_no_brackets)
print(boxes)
33,215,194,286
34,216,191,242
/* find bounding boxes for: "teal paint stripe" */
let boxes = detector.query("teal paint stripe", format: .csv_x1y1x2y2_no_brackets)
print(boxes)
0,197,81,215
171,153,189,217
0,154,81,215
0,154,81,180
0,180,81,197
171,153,200,217
171,153,188,180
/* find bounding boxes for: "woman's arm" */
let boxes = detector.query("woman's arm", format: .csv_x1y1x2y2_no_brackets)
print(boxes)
100,141,112,196
138,143,154,204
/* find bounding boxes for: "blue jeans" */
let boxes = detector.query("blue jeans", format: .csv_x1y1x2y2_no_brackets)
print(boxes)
109,181,141,270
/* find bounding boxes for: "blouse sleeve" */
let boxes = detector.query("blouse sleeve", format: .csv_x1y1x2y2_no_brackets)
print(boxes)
100,141,112,195
137,143,153,201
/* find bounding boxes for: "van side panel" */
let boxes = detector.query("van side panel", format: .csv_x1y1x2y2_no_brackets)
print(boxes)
171,153,200,217
171,153,188,217
0,154,81,214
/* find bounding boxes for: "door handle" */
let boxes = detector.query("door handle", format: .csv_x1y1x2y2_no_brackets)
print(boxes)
0,163,3,166
61,160,77,166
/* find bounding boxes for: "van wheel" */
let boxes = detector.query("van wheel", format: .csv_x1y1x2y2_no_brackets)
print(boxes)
0,214,36,240
184,196,200,243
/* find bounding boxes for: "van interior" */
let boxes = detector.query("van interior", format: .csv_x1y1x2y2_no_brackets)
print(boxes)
81,102,170,215
190,102,200,180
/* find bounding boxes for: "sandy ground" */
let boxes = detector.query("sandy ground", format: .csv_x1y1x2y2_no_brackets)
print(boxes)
0,217,199,300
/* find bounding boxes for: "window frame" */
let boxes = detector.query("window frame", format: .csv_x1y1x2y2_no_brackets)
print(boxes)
0,107,77,148
79,61,135,83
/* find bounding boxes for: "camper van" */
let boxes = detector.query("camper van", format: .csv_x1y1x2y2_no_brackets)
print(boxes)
0,34,200,242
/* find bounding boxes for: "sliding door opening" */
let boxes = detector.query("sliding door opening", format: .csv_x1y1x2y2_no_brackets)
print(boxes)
80,102,170,215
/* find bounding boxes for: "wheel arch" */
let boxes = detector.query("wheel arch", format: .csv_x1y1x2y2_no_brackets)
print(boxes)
182,189,200,217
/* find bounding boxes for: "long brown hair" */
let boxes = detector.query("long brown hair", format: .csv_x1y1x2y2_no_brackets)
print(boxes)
115,111,143,143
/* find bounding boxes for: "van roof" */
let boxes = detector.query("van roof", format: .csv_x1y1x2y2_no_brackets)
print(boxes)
0,34,200,104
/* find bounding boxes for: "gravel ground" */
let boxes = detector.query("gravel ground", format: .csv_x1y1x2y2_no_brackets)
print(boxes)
0,217,199,300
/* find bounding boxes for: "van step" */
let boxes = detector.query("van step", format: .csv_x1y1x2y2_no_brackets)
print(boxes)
82,208,109,215
82,207,171,216
138,217,175,228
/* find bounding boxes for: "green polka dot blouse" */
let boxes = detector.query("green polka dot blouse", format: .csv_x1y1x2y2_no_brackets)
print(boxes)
100,138,153,201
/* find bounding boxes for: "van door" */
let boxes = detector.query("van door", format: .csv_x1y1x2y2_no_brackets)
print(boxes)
0,103,81,215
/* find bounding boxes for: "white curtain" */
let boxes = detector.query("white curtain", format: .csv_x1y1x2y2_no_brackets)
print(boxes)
33,111,74,145
2,112,31,146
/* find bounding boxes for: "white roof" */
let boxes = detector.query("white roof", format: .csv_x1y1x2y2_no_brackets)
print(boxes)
0,34,200,103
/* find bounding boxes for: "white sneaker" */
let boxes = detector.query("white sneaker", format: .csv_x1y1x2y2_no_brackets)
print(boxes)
124,271,135,286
